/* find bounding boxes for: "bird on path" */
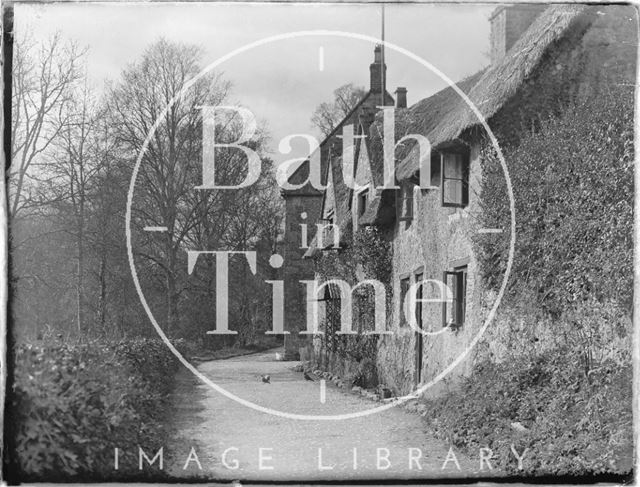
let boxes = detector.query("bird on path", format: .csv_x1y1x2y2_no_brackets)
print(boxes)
303,371,314,381
261,374,270,384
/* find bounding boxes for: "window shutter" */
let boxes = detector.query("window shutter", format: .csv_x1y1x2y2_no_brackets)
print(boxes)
454,272,463,326
460,271,467,325
462,157,470,206
443,270,463,328
442,271,456,328
442,271,448,328
400,277,411,327
398,184,414,222
415,272,423,328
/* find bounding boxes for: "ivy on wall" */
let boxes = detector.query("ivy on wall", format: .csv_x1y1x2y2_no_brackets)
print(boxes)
475,87,633,326
474,87,634,375
313,226,392,368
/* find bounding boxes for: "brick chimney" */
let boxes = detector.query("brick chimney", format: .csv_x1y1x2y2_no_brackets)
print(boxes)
490,5,546,63
370,45,387,93
395,87,407,108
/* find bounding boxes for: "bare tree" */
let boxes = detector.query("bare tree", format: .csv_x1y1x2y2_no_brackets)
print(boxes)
42,82,106,336
9,32,85,218
107,38,231,335
183,150,282,342
311,83,367,137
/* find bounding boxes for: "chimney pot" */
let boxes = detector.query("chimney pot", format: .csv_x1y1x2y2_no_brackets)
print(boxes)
374,45,382,63
395,87,407,108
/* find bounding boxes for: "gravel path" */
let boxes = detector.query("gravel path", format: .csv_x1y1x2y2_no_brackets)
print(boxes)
168,348,489,481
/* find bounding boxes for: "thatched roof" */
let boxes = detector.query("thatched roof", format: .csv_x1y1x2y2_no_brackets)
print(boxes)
282,89,393,197
306,4,592,242
396,4,587,180
303,153,354,258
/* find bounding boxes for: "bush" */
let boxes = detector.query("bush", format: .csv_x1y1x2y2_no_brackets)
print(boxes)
457,87,634,477
313,227,392,378
476,88,634,315
9,337,183,480
423,347,633,476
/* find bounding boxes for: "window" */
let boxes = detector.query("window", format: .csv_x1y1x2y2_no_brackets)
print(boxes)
441,152,469,208
414,271,424,328
442,265,467,329
399,276,411,327
357,188,369,218
323,209,334,225
319,210,338,250
414,270,424,385
430,153,441,187
398,183,413,221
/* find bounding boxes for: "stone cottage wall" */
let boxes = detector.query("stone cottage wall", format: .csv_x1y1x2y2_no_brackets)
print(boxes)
378,5,637,396
377,143,483,396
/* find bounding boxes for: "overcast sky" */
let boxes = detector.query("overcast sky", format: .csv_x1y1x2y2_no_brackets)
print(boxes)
15,2,494,163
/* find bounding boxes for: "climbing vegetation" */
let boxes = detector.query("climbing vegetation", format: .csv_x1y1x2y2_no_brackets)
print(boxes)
313,226,392,382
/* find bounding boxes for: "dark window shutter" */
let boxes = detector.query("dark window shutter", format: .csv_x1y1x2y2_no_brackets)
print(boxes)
455,272,463,326
441,271,447,328
461,157,470,206
440,157,446,207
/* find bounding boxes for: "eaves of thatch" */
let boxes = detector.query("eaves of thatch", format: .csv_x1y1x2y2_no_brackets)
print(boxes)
303,151,355,258
357,68,485,227
395,4,588,181
304,96,392,257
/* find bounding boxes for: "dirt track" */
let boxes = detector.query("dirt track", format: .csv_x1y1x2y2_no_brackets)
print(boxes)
167,348,489,481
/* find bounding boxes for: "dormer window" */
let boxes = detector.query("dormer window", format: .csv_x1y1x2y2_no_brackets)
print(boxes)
441,151,469,208
323,209,334,225
398,183,413,221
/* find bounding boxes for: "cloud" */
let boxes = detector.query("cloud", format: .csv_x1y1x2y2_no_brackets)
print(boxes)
15,2,493,164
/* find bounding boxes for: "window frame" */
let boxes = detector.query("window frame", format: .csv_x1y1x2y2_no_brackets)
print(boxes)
399,275,411,327
430,152,441,188
322,208,335,226
414,269,424,329
357,187,369,218
442,265,467,329
440,150,470,208
397,183,414,222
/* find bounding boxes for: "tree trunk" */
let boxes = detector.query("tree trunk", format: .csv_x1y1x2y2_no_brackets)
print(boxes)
166,236,178,336
76,223,84,338
98,249,107,335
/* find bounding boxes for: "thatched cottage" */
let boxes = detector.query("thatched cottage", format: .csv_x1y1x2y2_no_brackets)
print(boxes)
281,4,636,395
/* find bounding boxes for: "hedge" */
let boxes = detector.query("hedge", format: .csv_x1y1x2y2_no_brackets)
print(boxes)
8,337,188,481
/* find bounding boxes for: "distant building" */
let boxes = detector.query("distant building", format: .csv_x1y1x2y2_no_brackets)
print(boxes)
280,46,393,360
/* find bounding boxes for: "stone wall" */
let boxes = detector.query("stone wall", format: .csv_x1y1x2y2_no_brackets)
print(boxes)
377,4,637,396
377,143,483,396
377,6,637,396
